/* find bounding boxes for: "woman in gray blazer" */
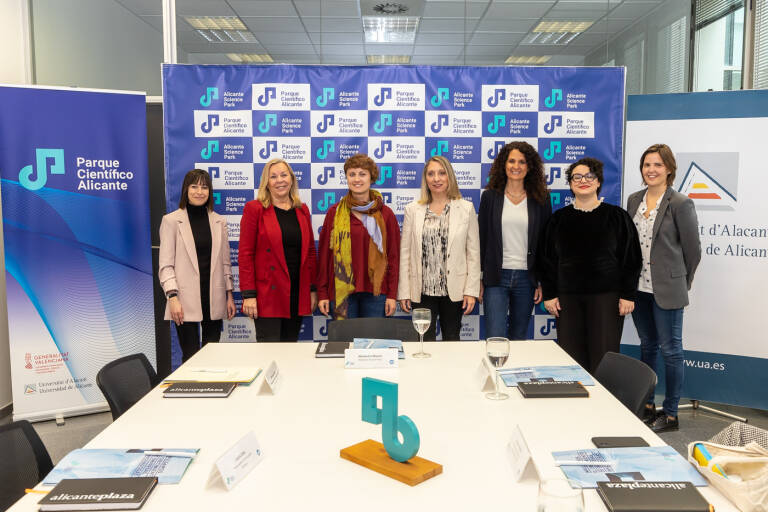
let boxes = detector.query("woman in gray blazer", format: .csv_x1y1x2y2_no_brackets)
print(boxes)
398,156,481,341
627,144,701,433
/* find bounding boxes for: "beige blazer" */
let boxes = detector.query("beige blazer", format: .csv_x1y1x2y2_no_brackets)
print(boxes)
397,199,481,303
158,208,233,322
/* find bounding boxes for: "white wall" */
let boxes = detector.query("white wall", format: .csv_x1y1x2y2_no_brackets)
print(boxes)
32,0,163,95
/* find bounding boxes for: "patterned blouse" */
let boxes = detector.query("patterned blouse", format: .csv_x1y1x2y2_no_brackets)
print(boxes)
632,191,658,294
421,203,450,296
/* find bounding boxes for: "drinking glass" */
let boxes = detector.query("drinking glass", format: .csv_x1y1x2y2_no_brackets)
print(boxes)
411,308,431,358
537,479,584,512
485,337,510,400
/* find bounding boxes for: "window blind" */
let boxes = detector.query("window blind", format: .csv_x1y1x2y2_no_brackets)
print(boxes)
755,0,768,88
696,0,744,29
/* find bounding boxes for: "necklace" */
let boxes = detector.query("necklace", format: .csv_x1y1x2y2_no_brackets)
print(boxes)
505,189,526,203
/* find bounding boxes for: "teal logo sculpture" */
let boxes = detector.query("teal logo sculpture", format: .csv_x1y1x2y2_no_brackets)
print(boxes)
19,148,65,191
361,377,419,462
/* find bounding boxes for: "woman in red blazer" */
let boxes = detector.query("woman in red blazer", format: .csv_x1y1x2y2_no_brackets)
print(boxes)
239,159,317,341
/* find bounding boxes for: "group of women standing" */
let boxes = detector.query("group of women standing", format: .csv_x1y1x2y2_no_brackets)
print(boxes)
158,142,700,434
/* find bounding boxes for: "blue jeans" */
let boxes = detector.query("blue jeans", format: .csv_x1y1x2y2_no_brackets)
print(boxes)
632,291,684,417
345,292,386,319
483,269,534,340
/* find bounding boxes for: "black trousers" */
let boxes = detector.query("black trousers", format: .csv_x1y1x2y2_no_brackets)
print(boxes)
556,292,624,374
254,316,304,342
175,319,222,363
412,295,464,341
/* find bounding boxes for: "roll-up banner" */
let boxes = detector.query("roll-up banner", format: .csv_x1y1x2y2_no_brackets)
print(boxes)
623,90,768,409
0,85,156,421
163,65,625,361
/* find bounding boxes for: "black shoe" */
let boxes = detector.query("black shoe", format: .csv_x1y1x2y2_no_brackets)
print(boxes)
650,415,679,433
642,406,658,424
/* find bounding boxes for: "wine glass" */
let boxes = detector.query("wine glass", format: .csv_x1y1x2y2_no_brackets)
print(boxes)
485,337,510,400
411,308,431,358
537,479,584,512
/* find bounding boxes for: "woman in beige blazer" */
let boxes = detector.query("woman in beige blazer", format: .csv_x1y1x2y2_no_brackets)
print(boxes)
398,156,481,340
159,169,235,362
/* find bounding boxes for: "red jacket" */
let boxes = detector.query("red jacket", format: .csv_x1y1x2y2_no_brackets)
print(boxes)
238,201,317,317
316,203,400,301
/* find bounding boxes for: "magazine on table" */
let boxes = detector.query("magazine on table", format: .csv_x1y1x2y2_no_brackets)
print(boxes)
497,365,595,387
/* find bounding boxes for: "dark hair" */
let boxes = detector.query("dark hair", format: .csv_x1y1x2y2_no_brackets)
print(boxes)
486,141,549,204
343,153,379,183
178,169,213,210
566,157,603,195
640,143,677,186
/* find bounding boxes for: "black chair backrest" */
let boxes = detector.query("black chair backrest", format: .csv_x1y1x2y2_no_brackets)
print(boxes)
326,318,419,343
594,351,657,419
96,353,159,420
0,419,53,511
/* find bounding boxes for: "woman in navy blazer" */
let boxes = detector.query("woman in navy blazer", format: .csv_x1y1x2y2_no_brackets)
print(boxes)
627,144,701,433
239,159,317,341
479,141,551,340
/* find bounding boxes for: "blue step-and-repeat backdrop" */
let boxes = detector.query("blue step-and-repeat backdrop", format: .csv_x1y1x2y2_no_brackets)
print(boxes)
163,64,625,347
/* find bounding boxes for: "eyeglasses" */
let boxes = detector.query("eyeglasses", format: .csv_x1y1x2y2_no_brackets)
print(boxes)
570,173,597,183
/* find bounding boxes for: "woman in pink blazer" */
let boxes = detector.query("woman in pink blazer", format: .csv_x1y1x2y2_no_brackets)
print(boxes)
159,169,235,362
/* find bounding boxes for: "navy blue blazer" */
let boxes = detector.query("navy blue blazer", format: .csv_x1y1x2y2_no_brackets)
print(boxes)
479,189,552,287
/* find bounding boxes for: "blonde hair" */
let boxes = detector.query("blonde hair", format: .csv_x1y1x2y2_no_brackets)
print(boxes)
256,158,302,208
418,156,462,204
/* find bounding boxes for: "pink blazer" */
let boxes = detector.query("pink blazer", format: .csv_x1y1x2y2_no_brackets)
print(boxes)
158,208,233,322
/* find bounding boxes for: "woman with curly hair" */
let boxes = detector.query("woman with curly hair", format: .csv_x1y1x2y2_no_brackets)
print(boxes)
479,141,551,339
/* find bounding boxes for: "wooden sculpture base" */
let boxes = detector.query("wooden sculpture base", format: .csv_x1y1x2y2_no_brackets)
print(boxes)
340,439,443,486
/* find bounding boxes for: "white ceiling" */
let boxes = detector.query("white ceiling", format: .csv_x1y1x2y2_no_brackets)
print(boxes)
115,0,669,66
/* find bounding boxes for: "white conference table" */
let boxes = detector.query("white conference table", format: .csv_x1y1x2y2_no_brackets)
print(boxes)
12,341,737,511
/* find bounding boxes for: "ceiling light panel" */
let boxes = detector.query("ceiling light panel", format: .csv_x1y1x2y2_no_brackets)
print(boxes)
184,15,260,43
366,55,412,64
226,53,274,63
505,55,552,65
533,21,593,33
363,16,420,43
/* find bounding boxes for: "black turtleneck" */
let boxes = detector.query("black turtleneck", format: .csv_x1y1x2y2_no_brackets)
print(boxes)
186,204,213,319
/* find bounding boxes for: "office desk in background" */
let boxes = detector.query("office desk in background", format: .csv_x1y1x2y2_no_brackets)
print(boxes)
9,342,738,511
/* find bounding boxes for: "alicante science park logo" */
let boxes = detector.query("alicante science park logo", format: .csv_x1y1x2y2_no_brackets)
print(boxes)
676,152,738,211
19,148,65,191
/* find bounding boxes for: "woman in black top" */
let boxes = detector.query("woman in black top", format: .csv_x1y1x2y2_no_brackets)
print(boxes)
538,157,642,373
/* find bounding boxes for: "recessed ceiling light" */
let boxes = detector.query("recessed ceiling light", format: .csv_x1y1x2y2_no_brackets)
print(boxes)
505,56,551,65
363,16,420,43
521,20,593,46
367,55,412,64
227,53,274,64
185,16,259,44
533,21,593,33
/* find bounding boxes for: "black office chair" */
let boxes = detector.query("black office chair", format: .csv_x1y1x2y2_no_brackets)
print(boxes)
96,353,159,420
594,351,657,419
0,419,54,511
326,318,419,343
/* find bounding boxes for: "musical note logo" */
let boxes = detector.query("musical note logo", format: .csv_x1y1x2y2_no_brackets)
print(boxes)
257,114,277,133
259,140,278,159
317,191,336,212
430,114,449,133
201,114,220,134
487,140,506,160
201,140,219,160
376,166,392,186
373,87,392,106
374,113,392,134
546,166,561,186
316,87,335,107
316,114,335,133
543,141,562,160
257,86,276,106
544,88,563,108
209,166,220,178
550,191,561,208
430,140,448,157
213,192,221,205
539,318,557,337
487,115,506,135
316,140,335,160
543,115,562,135
199,87,219,107
430,87,449,107
361,378,420,462
487,88,505,107
373,140,392,159
318,166,335,185
18,148,65,191
381,191,392,203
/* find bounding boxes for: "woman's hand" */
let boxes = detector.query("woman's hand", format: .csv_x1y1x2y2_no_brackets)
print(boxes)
462,295,476,315
543,297,560,318
242,297,258,319
385,298,397,316
226,292,236,320
618,298,635,316
318,299,330,317
169,296,184,325
533,285,543,304
310,291,318,314
399,299,411,313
